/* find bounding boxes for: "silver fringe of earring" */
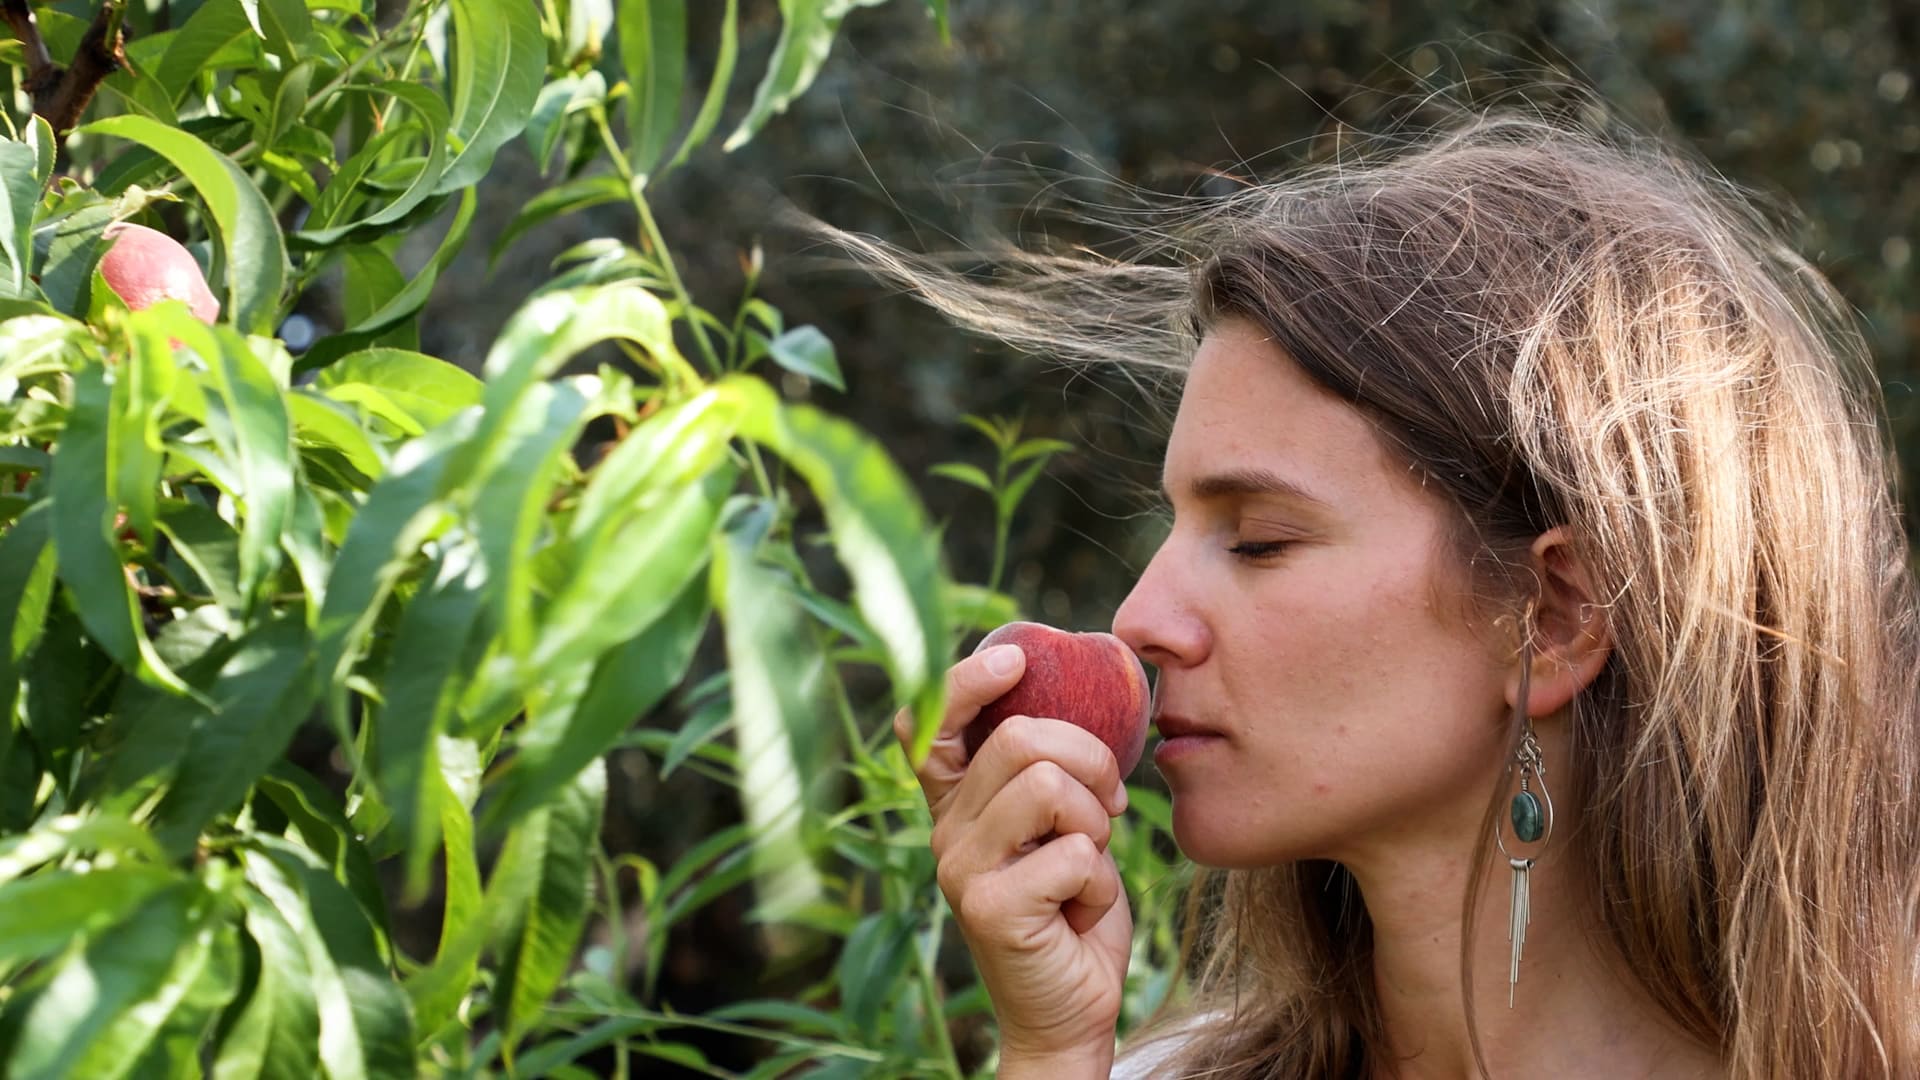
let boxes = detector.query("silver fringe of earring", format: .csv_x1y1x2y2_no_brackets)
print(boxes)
1495,644,1554,1008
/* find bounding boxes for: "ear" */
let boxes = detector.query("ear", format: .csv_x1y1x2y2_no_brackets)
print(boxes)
1505,526,1612,718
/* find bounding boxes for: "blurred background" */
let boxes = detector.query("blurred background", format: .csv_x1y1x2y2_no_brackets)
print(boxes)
353,0,1915,1070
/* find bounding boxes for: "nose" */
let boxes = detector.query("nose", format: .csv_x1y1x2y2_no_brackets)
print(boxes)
1111,532,1210,670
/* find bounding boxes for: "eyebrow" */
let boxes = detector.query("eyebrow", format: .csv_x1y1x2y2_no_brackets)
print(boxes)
1159,466,1331,508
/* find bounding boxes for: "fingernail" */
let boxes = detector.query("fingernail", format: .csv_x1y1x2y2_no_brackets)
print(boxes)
984,644,1021,677
1112,785,1129,814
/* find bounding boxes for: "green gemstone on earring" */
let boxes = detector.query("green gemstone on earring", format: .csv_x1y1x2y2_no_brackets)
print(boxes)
1511,791,1544,843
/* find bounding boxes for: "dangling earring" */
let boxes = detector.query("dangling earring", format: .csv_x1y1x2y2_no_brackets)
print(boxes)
1495,641,1553,1008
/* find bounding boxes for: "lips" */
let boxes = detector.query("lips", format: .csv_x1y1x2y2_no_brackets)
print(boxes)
1152,713,1223,740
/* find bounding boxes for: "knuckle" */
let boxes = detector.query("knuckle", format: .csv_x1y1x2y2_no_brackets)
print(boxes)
1055,831,1099,866
952,875,996,928
990,715,1037,760
1024,760,1072,801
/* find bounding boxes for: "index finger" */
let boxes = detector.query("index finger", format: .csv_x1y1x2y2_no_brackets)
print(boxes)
894,643,1026,809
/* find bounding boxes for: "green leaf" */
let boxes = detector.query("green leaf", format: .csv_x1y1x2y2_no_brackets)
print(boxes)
0,138,41,297
8,880,230,1080
374,536,487,896
728,378,948,756
0,812,164,886
243,840,415,1080
406,738,481,1037
668,0,737,168
0,504,56,730
525,72,605,174
465,380,596,688
928,461,992,493
1007,436,1074,464
726,0,870,151
296,83,452,247
523,464,732,689
0,865,177,967
296,187,479,373
111,323,175,546
254,766,392,945
153,0,254,103
287,392,384,483
244,0,312,62
489,172,629,266
440,0,546,193
835,909,916,1038
714,497,831,922
486,570,709,830
453,283,682,491
50,364,192,695
140,311,295,609
314,412,476,688
660,688,730,779
147,615,318,855
758,324,844,391
156,501,246,614
491,760,606,1055
212,887,321,1080
999,456,1051,519
77,117,289,333
619,0,685,179
316,348,484,433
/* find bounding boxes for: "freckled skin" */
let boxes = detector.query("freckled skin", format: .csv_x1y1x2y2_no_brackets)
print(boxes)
1111,319,1512,870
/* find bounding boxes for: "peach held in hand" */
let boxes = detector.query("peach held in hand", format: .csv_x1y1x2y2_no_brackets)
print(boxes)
98,222,221,324
963,621,1152,776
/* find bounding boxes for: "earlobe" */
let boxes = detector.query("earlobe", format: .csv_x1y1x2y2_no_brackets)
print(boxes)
1503,527,1613,718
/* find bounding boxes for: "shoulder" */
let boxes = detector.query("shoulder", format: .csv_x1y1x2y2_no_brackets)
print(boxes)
1110,1009,1225,1079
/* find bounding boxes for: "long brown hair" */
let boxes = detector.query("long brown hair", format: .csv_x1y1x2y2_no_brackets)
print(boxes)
833,105,1920,1077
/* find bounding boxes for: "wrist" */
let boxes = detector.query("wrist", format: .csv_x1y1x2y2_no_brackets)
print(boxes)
996,1040,1114,1080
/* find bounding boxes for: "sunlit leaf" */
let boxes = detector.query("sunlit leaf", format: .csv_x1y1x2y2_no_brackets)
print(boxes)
213,887,321,1080
50,364,192,695
486,570,709,830
491,760,606,1056
8,880,230,1080
714,496,830,922
244,839,415,1080
440,0,546,193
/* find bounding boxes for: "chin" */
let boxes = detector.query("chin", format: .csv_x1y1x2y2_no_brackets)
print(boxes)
1171,807,1295,870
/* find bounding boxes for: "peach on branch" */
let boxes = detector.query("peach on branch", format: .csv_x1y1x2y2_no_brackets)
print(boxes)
97,222,220,324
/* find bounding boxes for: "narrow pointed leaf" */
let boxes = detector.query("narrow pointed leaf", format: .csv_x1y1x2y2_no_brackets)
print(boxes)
620,0,685,178
147,616,318,855
8,880,223,1080
212,888,321,1080
492,760,605,1055
487,571,709,830
730,379,947,756
439,0,546,192
714,498,830,921
50,365,191,695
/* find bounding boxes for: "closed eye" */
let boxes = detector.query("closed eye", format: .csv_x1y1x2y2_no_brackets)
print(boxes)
1227,540,1291,560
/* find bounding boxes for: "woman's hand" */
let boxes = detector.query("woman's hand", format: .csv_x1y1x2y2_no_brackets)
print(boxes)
896,643,1133,1071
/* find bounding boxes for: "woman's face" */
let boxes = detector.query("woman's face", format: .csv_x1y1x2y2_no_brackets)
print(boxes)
1111,318,1514,869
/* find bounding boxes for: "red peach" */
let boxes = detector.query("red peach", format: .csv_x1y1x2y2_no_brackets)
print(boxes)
98,222,221,325
963,621,1152,776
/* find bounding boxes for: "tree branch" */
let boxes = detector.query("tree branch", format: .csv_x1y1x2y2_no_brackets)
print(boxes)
3,0,127,135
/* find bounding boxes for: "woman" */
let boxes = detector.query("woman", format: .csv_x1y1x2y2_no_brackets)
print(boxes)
885,111,1920,1077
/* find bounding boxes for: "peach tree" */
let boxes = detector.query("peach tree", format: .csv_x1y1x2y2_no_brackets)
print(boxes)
0,0,1191,1075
